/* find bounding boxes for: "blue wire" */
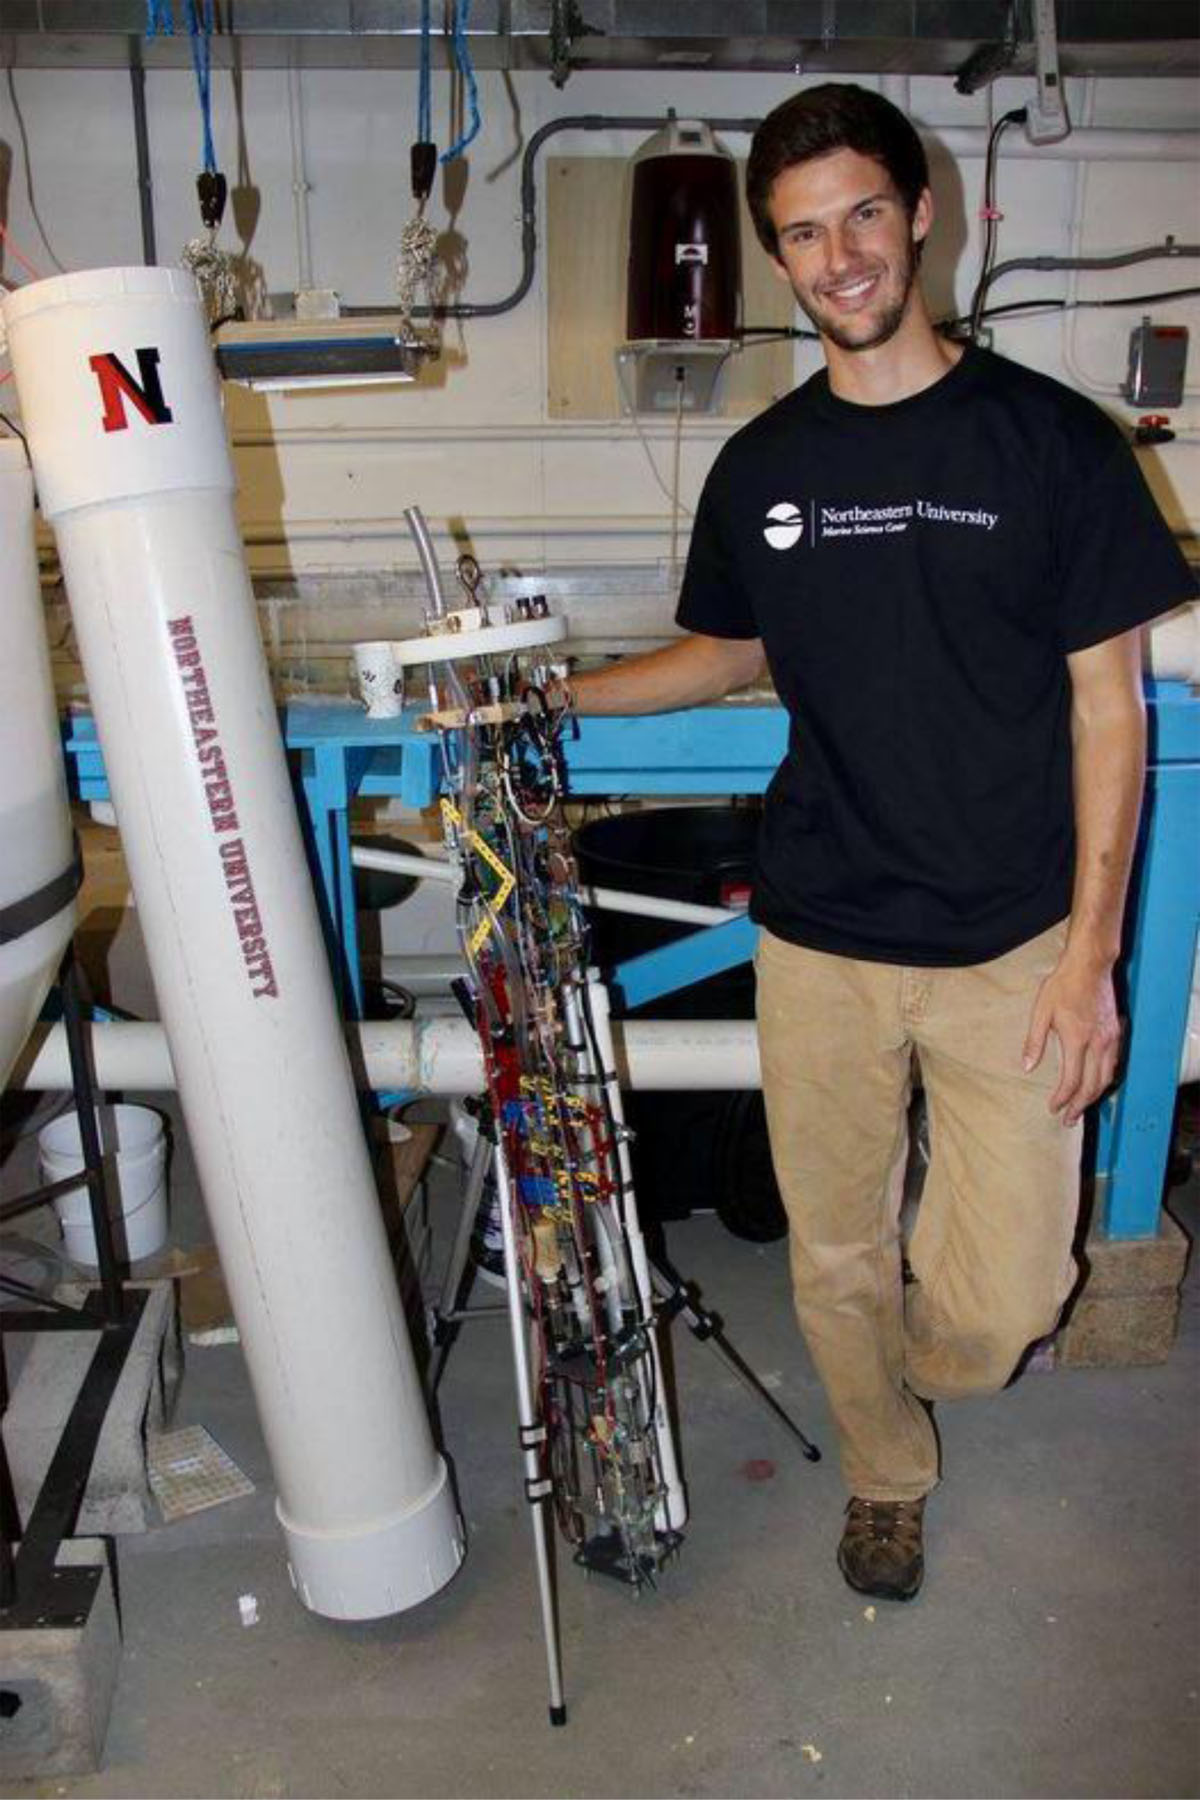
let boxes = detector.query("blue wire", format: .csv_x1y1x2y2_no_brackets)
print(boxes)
145,0,174,37
185,0,218,177
418,0,433,146
441,0,481,164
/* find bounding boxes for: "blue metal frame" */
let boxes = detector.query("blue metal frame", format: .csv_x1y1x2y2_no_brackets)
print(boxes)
60,681,1198,1241
1093,682,1200,1236
64,706,440,1018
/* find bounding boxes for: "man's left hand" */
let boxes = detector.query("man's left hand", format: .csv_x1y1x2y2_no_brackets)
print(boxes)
1022,957,1123,1127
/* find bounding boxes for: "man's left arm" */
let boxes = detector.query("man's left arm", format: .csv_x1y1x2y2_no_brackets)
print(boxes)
1022,628,1147,1126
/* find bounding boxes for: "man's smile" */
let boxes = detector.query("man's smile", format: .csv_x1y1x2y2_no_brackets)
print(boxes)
820,271,884,309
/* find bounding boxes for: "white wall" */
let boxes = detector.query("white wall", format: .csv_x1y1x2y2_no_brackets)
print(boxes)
2,61,1197,597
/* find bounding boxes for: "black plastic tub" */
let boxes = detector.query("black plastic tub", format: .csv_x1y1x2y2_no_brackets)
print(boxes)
575,806,785,1241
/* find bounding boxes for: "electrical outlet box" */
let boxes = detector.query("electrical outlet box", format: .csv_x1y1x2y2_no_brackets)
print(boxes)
1123,319,1189,409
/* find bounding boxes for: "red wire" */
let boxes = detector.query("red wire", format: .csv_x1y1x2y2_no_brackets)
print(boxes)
0,222,43,283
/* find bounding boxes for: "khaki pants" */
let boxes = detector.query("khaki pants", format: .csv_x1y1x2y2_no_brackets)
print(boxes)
755,922,1083,1501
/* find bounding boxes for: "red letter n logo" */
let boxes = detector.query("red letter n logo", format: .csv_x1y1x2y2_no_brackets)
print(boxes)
88,348,174,434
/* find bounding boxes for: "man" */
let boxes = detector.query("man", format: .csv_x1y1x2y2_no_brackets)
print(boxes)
563,84,1197,1601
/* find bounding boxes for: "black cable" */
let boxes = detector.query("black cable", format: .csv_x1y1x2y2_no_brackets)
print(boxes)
0,410,28,448
735,325,819,341
343,112,763,322
976,240,1200,315
940,284,1200,335
967,108,1027,344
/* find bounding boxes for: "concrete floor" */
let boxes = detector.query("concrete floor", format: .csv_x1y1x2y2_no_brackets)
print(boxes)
2,1072,1197,1800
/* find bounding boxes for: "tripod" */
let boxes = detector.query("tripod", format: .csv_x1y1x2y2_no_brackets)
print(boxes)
428,1115,821,1463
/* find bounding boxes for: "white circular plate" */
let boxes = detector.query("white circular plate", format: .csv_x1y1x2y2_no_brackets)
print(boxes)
389,614,567,666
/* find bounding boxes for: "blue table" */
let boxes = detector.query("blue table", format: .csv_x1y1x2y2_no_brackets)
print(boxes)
62,681,1199,1242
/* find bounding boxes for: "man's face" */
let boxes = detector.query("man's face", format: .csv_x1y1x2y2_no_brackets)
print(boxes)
765,148,932,353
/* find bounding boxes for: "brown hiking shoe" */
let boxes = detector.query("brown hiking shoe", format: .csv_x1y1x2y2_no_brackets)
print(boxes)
837,1496,926,1601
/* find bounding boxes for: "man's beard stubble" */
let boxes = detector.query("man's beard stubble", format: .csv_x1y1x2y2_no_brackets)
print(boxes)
794,233,919,354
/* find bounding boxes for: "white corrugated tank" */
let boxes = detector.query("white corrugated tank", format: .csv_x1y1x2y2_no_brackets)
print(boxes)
0,440,76,1095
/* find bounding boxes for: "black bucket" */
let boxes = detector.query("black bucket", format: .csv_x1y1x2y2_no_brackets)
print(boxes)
575,806,786,1241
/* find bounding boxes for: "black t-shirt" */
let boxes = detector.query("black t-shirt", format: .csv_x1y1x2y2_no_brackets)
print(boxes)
676,345,1197,966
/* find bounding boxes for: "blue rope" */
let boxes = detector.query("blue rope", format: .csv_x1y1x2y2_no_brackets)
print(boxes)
441,0,481,164
145,0,174,36
185,0,218,177
418,0,433,146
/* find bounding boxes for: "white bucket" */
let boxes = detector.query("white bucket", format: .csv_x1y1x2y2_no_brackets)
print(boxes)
39,1103,169,1265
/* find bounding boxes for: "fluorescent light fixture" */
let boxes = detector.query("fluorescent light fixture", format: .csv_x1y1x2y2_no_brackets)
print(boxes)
241,370,416,394
214,315,428,390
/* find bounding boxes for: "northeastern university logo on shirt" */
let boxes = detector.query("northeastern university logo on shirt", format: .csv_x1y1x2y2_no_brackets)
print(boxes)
763,502,805,550
762,495,1000,550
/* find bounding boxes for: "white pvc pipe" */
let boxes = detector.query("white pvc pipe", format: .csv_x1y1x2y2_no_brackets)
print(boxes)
350,843,738,929
1144,603,1200,684
287,64,315,294
18,993,1200,1087
1182,988,1200,1087
490,1139,566,1721
20,1003,1198,1095
879,75,911,116
932,127,1199,162
586,886,736,928
18,1016,764,1094
581,974,687,1533
20,1022,179,1091
1,267,463,1622
0,443,76,1095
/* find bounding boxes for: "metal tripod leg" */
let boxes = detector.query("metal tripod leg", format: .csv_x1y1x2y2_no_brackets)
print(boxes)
493,1140,567,1727
427,1128,505,1394
649,1251,822,1463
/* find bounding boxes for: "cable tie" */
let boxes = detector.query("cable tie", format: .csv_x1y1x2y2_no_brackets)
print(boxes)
979,206,1005,222
524,1476,553,1503
519,1424,548,1449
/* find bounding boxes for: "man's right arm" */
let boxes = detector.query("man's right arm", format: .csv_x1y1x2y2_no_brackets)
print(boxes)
566,633,766,717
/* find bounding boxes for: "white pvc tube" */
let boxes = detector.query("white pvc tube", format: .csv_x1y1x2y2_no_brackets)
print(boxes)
1182,993,1200,1087
287,63,315,294
577,973,687,1534
0,442,76,1096
350,843,738,929
491,1142,566,1722
1181,945,1200,1088
1,267,463,1621
18,996,1198,1097
932,127,1199,162
19,1015,765,1094
1144,603,1200,684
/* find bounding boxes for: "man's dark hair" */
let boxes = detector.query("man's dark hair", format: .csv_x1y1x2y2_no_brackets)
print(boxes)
746,83,930,257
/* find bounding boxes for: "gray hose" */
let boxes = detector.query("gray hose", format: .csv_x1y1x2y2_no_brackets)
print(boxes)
980,239,1200,307
403,504,448,618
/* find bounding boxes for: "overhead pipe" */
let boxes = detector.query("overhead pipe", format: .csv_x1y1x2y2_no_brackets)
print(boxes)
286,61,315,293
128,49,157,266
932,127,1199,162
0,266,464,1623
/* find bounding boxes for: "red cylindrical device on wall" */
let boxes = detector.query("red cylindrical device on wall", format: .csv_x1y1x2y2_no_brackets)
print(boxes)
626,117,740,344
